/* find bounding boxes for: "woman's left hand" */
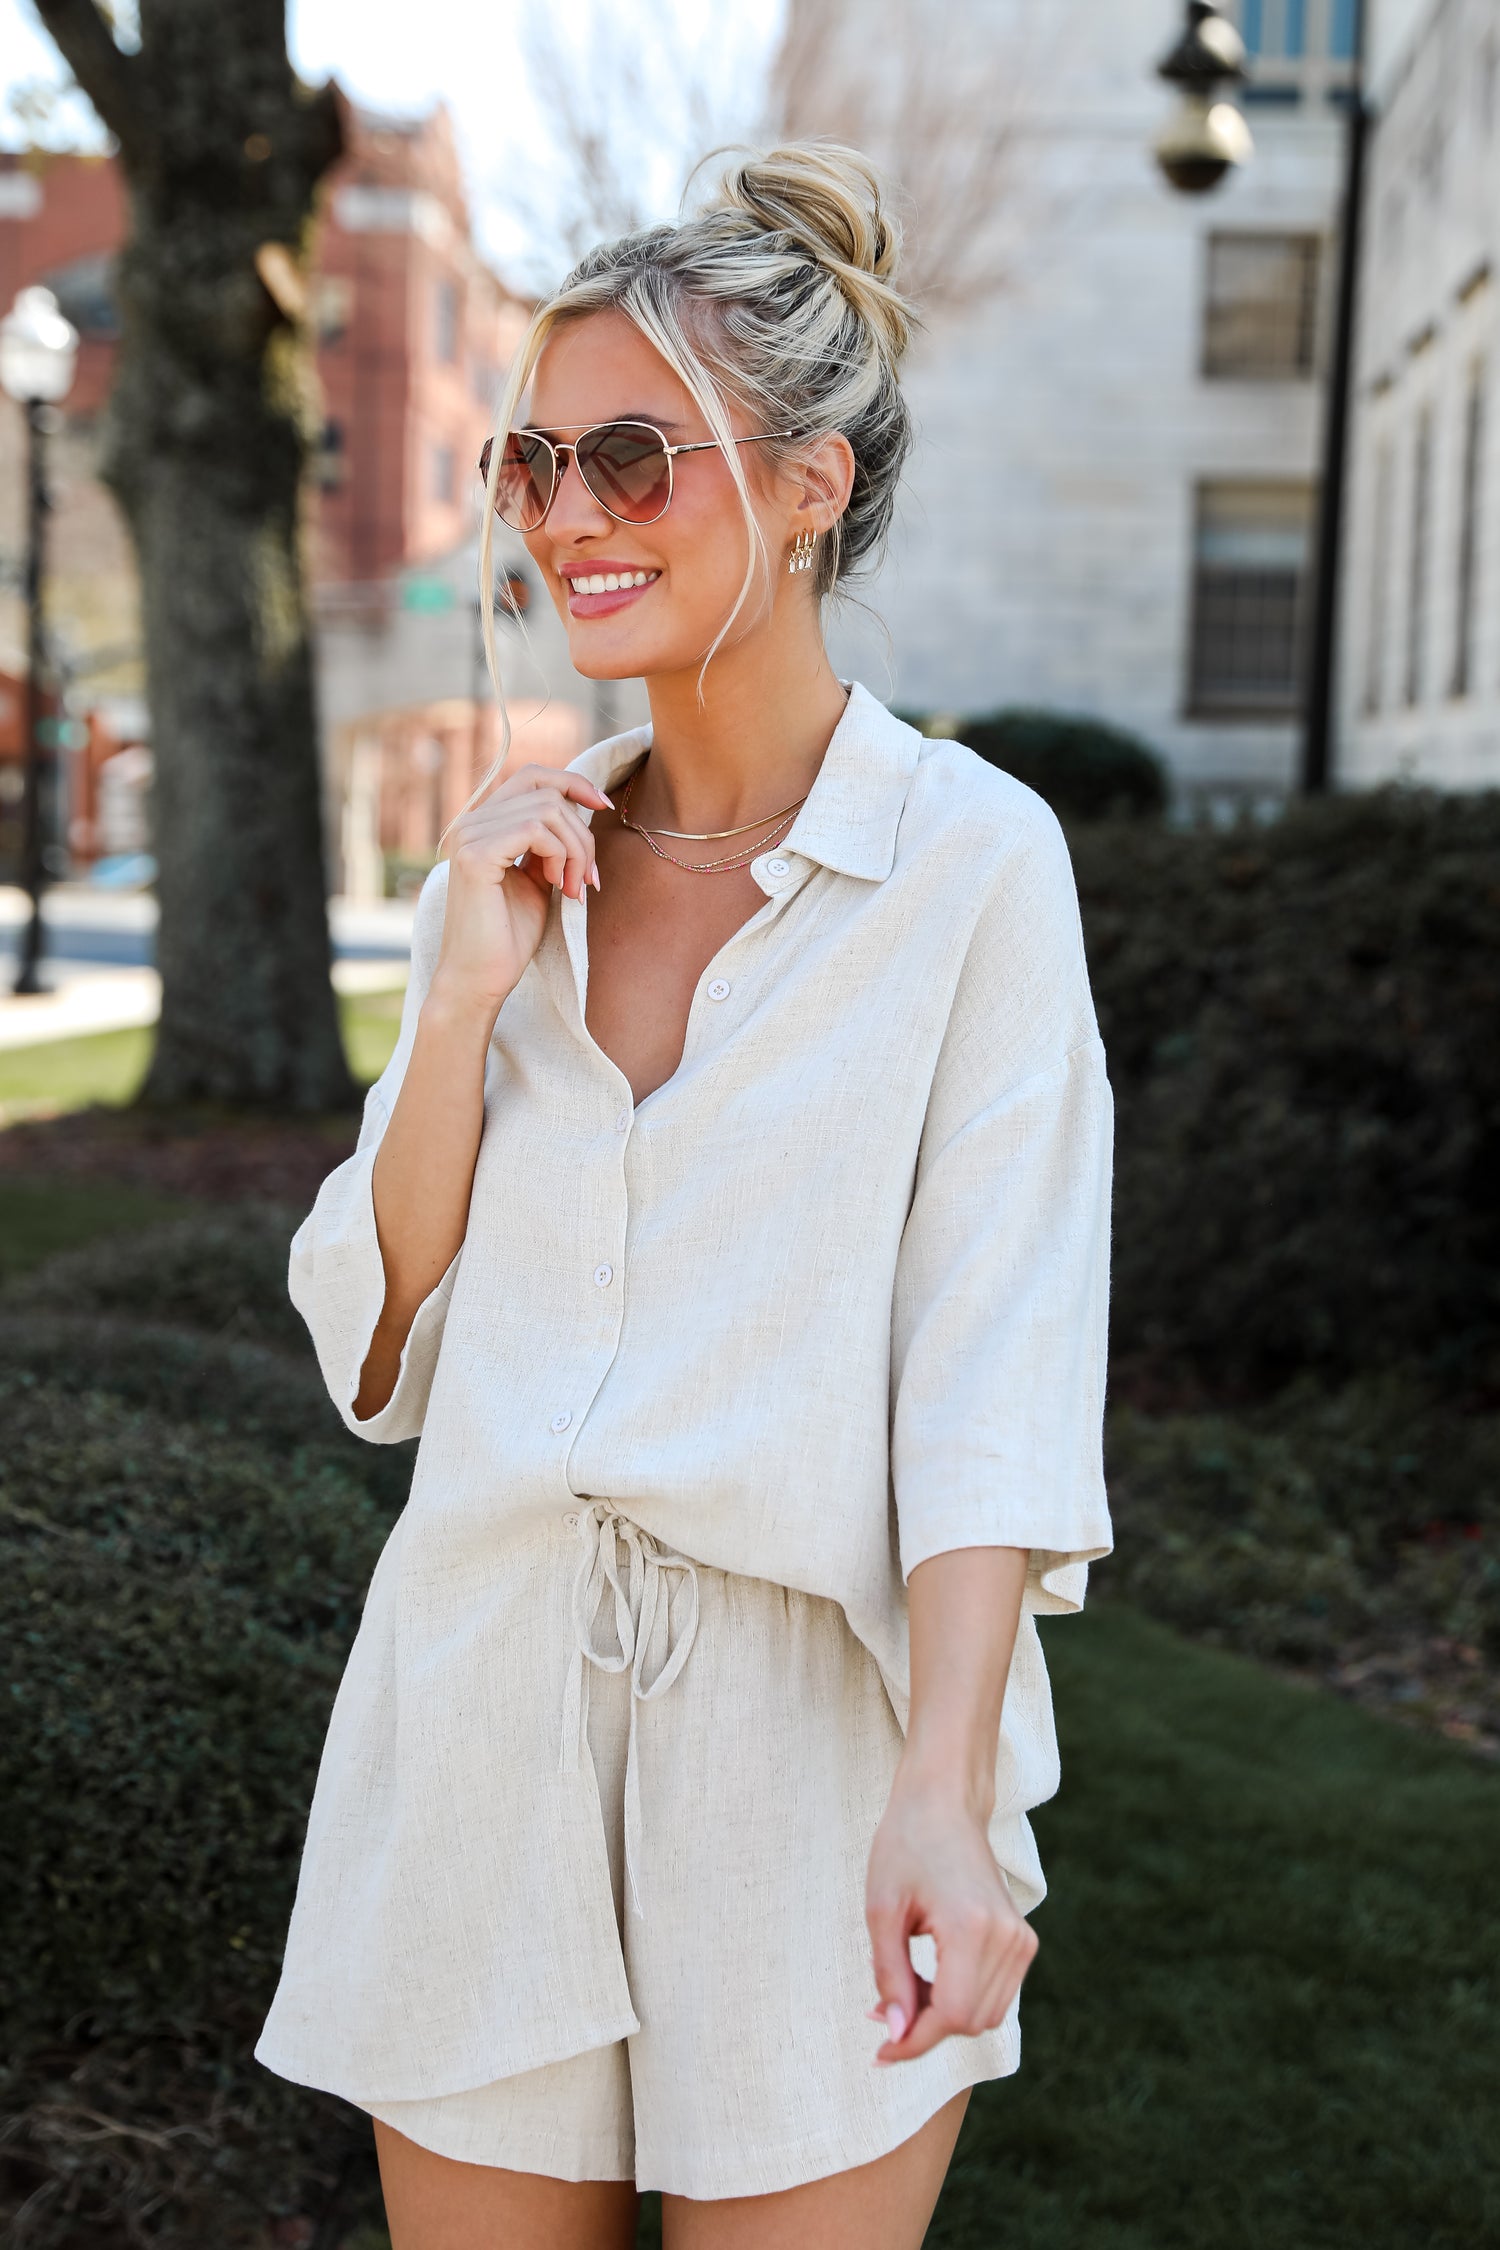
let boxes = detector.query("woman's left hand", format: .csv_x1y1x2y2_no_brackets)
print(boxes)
864,1774,1038,2064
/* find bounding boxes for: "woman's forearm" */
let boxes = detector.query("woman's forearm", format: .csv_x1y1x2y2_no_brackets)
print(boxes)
865,1544,1036,2063
897,1546,1030,1820
352,982,499,1421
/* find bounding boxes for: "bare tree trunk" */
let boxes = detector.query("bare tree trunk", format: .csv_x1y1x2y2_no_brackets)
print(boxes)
34,0,355,1108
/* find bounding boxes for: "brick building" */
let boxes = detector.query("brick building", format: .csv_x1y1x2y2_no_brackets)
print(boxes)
307,103,530,587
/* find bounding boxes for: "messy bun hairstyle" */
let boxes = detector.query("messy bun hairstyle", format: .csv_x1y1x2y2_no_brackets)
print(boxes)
476,140,916,759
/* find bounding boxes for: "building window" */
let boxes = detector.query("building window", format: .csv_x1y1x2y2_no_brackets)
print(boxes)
1238,0,1356,54
1233,0,1359,99
1405,407,1433,705
1203,232,1322,378
432,443,457,505
1451,362,1486,698
1187,481,1314,715
435,277,461,364
1238,0,1306,55
1363,439,1393,714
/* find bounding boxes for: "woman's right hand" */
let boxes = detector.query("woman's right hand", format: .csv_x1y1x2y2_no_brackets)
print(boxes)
426,764,614,1020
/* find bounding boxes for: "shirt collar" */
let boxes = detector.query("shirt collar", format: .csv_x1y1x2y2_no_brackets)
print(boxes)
565,680,920,884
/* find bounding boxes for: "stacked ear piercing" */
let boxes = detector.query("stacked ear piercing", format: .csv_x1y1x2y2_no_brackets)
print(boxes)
788,529,816,575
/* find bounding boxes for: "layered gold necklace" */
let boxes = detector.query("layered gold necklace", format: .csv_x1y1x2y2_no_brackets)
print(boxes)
615,756,807,875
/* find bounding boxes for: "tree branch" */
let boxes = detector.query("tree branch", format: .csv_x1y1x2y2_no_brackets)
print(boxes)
30,0,144,149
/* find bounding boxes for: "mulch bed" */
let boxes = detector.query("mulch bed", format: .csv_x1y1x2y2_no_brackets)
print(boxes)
0,1104,357,1208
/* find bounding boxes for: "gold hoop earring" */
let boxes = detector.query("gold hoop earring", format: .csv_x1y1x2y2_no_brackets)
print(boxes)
788,530,816,575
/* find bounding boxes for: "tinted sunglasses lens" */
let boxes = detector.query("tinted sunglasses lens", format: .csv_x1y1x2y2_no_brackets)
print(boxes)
482,431,556,531
576,423,672,522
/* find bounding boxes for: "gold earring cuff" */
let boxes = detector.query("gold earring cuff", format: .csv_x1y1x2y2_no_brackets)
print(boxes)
788,530,816,575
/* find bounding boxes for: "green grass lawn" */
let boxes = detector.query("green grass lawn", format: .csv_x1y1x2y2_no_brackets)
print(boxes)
0,986,405,1123
925,1606,1499,2250
0,1022,155,1118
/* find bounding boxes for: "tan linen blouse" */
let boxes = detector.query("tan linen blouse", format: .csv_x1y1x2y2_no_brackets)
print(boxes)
255,681,1114,2104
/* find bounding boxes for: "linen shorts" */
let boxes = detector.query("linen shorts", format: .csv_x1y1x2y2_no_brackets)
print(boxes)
361,1509,1020,2199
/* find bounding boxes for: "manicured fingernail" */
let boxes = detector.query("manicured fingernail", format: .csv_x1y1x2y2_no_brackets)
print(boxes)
590,865,600,890
600,792,614,808
885,2003,907,2043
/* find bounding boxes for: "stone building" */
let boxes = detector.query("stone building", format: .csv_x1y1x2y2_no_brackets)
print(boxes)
817,0,1359,801
1338,0,1500,786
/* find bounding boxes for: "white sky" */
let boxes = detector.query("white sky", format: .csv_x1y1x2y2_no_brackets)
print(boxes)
2,0,787,283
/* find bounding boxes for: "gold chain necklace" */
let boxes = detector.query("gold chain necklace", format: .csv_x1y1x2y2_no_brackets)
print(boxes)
616,761,807,876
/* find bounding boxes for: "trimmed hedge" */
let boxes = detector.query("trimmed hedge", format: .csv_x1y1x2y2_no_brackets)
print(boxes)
7,1205,309,1355
0,1312,414,1512
1,1374,397,2036
0,1207,408,2245
1073,789,1500,1401
958,707,1169,821
1105,1378,1500,1676
0,1368,400,2244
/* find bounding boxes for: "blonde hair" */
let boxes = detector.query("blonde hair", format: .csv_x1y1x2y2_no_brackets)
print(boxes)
474,139,915,784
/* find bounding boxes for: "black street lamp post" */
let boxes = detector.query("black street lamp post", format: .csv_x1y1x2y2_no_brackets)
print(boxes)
1300,1,1369,795
1,286,79,996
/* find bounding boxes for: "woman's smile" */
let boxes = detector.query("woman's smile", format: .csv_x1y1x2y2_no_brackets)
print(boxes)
560,561,662,618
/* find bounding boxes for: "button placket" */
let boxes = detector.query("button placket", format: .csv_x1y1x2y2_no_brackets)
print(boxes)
657,862,811,1104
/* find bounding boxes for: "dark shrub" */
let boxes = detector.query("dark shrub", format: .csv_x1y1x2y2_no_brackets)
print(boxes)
0,1311,415,1512
1105,1378,1500,1673
1075,790,1500,1399
7,1206,308,1355
959,707,1169,822
1,1375,398,2036
0,1371,401,2245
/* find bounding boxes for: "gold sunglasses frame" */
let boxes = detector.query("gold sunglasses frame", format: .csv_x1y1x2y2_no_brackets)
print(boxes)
478,419,802,532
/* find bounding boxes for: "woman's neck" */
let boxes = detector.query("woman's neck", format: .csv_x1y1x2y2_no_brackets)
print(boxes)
629,602,850,834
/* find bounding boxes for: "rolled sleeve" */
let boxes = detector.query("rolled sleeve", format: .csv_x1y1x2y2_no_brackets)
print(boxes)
890,800,1114,1612
288,863,459,1444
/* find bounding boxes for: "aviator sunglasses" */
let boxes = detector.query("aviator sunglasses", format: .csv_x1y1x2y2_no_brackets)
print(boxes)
478,419,800,534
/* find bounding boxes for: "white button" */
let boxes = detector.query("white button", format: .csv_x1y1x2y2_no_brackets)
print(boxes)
706,976,731,1001
563,1510,579,1529
593,1262,614,1288
765,856,790,878
614,1108,631,1132
549,1410,573,1433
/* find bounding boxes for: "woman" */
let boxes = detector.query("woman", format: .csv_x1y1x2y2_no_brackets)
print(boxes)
257,142,1113,2250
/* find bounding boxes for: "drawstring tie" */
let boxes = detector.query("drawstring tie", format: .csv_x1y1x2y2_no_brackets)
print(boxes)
559,1500,700,1917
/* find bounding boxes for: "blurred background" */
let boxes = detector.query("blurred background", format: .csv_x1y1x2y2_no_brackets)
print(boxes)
1,3,1497,2247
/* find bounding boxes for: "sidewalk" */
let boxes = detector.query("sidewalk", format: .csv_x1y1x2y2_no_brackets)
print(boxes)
0,887,414,1051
